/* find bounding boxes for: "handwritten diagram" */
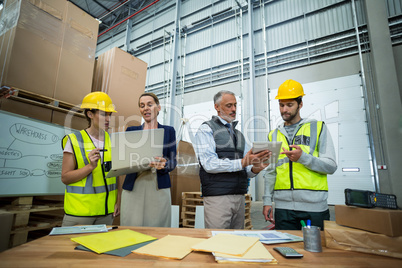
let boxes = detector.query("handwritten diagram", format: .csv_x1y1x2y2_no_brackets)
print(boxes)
0,111,70,196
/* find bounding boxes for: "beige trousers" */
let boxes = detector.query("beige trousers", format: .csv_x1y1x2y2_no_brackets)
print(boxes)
121,170,171,227
203,194,245,229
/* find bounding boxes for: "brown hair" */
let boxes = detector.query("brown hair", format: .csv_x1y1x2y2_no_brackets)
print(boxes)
84,109,98,128
138,92,160,107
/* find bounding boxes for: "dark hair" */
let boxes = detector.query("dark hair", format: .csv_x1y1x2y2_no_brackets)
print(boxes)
295,97,303,105
84,109,98,127
138,93,160,107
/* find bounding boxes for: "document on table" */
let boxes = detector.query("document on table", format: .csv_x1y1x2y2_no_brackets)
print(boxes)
132,235,206,259
71,229,157,254
191,233,259,256
211,230,303,244
49,224,108,235
213,241,278,264
75,240,155,257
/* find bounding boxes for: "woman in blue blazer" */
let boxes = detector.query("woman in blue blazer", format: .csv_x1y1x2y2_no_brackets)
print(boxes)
120,93,177,227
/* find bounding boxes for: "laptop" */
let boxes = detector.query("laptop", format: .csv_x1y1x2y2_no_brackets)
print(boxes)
106,128,165,178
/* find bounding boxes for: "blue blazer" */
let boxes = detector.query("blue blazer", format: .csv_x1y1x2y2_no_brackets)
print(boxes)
122,123,177,190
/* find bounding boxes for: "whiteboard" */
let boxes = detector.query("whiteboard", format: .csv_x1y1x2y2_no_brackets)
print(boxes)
0,110,76,196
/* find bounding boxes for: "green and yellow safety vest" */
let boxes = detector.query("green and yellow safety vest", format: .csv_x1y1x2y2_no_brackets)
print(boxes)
62,130,117,216
269,121,328,191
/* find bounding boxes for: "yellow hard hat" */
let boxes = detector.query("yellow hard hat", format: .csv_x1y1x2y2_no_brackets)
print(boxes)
80,92,117,112
275,79,305,99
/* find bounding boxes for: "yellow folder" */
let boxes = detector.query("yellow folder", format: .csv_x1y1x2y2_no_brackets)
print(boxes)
214,241,278,264
191,233,259,256
71,229,156,254
132,235,206,260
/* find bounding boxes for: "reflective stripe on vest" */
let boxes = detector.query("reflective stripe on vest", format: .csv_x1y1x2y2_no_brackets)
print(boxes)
62,130,117,216
269,121,328,191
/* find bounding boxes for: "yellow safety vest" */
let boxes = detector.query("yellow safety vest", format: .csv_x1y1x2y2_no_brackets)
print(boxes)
62,130,117,216
268,121,328,191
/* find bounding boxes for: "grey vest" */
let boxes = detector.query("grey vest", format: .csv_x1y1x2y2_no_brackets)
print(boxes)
199,116,248,196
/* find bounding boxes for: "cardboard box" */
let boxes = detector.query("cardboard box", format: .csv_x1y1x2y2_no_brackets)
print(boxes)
51,110,88,130
0,0,98,105
0,0,66,97
0,99,52,122
170,141,201,213
335,205,402,237
92,47,147,132
325,220,402,259
53,1,99,105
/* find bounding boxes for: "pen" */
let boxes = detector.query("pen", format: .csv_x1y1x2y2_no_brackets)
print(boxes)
107,226,118,230
306,219,311,228
300,220,306,228
86,149,108,152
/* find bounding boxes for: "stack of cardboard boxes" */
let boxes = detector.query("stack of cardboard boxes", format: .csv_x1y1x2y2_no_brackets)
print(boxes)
0,0,99,129
0,0,148,132
92,47,147,132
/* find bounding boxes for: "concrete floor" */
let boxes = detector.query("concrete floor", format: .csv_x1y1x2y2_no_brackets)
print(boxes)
250,201,336,230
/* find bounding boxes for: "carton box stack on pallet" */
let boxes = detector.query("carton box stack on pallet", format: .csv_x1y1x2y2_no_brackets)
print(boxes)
181,192,253,229
0,196,64,249
92,47,147,132
0,0,98,128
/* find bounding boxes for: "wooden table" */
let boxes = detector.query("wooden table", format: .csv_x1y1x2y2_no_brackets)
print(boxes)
0,226,401,267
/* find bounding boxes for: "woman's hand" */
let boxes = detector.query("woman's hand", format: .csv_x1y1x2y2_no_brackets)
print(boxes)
88,148,101,169
149,157,167,170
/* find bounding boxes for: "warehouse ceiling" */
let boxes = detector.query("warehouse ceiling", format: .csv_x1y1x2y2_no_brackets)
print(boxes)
68,0,160,35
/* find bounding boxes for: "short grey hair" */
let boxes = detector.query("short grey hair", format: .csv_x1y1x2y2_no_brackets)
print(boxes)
213,90,235,105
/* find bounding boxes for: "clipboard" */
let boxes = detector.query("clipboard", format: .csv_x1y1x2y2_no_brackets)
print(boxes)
252,141,282,164
49,224,108,235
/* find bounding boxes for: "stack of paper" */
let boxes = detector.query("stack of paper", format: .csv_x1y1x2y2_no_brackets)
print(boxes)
132,235,206,259
191,233,259,256
214,241,277,264
71,229,157,254
191,233,277,264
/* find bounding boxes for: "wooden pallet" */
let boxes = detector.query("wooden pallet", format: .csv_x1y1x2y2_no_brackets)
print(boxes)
181,192,252,229
0,196,64,248
6,87,84,117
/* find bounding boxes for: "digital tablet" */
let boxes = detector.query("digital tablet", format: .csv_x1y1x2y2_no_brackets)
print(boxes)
252,141,282,164
106,129,164,178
